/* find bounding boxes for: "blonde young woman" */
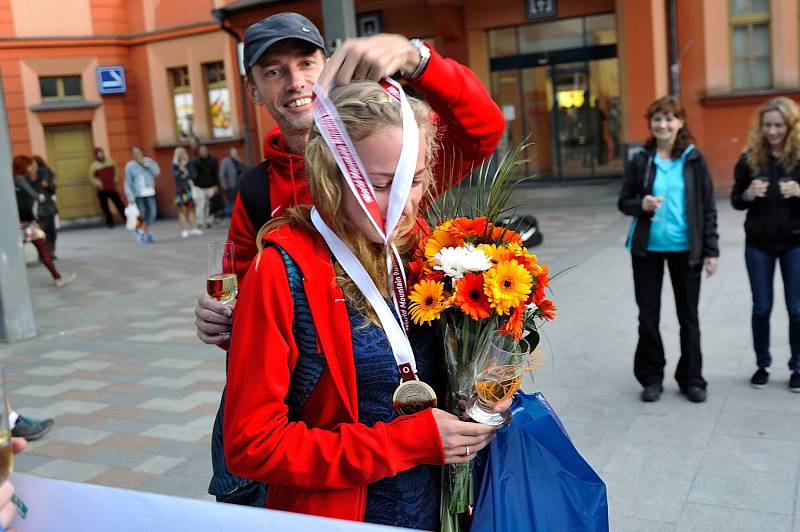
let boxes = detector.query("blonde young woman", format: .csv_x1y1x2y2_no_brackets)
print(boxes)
171,146,201,238
732,97,800,392
223,82,498,529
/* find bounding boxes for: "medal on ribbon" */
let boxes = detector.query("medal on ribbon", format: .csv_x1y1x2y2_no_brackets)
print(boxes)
311,78,436,415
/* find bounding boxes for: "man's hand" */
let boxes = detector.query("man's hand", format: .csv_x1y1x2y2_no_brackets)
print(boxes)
317,34,420,89
195,293,235,345
1,438,27,531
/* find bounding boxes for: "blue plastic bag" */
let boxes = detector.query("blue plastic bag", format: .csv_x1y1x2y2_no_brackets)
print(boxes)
471,392,609,532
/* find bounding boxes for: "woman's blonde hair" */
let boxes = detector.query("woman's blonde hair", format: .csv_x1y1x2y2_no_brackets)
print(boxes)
257,81,437,324
745,96,800,173
172,146,188,165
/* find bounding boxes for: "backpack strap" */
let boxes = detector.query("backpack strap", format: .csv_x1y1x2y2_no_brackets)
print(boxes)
239,160,272,233
269,245,326,418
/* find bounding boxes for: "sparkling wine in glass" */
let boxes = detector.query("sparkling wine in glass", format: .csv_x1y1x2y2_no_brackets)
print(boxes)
467,332,530,426
207,241,237,303
0,369,13,485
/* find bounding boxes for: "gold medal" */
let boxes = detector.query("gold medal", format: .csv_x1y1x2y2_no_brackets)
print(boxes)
392,379,437,415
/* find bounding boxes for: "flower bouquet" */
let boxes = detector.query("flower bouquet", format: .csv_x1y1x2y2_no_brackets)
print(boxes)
407,145,555,531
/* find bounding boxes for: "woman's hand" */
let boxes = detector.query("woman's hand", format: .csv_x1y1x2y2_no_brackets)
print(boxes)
779,179,800,199
704,257,718,278
432,409,498,464
641,195,663,213
745,178,768,201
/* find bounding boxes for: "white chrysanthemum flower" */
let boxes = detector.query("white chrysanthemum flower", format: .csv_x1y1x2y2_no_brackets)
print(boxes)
433,245,493,280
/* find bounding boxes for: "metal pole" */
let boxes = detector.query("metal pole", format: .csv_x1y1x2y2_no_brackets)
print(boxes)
0,71,36,343
321,0,357,52
668,0,680,97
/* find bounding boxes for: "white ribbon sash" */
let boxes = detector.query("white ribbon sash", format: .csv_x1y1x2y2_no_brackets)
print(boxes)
311,77,420,374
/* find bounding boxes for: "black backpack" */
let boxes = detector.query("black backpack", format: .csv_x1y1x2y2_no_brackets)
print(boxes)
238,160,272,232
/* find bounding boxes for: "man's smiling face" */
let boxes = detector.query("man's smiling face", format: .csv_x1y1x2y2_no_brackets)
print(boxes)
247,39,325,136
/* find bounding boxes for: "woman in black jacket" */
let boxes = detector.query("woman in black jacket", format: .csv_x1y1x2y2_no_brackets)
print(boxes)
12,155,74,288
731,97,800,392
618,96,719,403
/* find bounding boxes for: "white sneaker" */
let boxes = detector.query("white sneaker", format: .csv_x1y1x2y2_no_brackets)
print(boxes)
181,230,190,238
190,228,204,236
54,272,76,288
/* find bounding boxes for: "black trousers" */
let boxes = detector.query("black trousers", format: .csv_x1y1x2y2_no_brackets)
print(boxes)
97,190,126,227
38,213,57,254
632,251,707,390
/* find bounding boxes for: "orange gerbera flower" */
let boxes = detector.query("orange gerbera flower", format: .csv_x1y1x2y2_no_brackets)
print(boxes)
483,259,533,315
536,299,556,320
490,225,523,245
447,216,489,239
453,273,491,320
408,259,426,286
409,279,447,325
499,305,525,340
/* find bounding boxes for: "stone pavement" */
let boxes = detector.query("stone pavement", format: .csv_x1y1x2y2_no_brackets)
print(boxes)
1,183,799,531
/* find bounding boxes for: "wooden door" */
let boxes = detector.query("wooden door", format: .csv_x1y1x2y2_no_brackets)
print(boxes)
44,123,98,219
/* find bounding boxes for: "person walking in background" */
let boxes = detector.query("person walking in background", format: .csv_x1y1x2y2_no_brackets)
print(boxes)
731,97,800,392
32,155,58,256
172,146,202,238
12,155,75,288
219,147,244,217
88,147,126,228
190,144,219,229
618,96,719,404
124,146,159,243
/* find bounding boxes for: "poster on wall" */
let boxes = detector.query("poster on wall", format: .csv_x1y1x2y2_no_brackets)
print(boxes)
208,87,233,138
526,0,557,20
173,92,195,139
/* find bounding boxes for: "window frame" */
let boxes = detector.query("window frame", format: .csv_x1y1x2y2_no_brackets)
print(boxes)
39,75,83,101
167,66,195,141
202,61,233,139
729,0,772,90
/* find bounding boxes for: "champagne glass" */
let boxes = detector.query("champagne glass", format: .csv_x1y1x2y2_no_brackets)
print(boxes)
467,332,530,426
207,241,237,303
0,369,13,485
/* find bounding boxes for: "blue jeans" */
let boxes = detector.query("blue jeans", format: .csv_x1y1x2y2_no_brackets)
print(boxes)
745,245,800,372
135,195,157,225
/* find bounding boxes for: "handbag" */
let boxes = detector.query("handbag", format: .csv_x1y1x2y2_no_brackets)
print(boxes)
125,203,140,231
471,392,609,532
20,221,46,243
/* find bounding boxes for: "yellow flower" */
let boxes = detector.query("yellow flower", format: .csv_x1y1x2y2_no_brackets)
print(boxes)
483,259,533,315
409,279,447,325
424,228,461,266
480,244,515,263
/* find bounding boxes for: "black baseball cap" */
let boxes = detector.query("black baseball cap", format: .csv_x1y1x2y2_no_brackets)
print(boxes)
244,13,325,70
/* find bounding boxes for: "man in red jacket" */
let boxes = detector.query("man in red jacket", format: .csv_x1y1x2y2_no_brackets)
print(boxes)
199,12,504,504
196,15,503,343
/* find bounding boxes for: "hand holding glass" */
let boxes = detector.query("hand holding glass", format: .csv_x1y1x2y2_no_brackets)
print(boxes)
467,332,530,426
207,241,237,303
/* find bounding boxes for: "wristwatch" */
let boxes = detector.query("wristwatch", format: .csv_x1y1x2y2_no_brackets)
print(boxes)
406,39,431,80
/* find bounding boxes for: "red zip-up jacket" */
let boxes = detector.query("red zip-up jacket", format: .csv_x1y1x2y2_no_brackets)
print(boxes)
226,44,505,289
224,224,445,520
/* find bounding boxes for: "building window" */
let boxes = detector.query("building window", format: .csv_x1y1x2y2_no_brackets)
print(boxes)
168,66,195,140
730,0,771,90
39,75,82,101
204,61,233,138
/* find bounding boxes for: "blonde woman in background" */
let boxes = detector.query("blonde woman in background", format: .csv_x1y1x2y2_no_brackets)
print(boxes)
731,96,800,392
172,146,201,238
